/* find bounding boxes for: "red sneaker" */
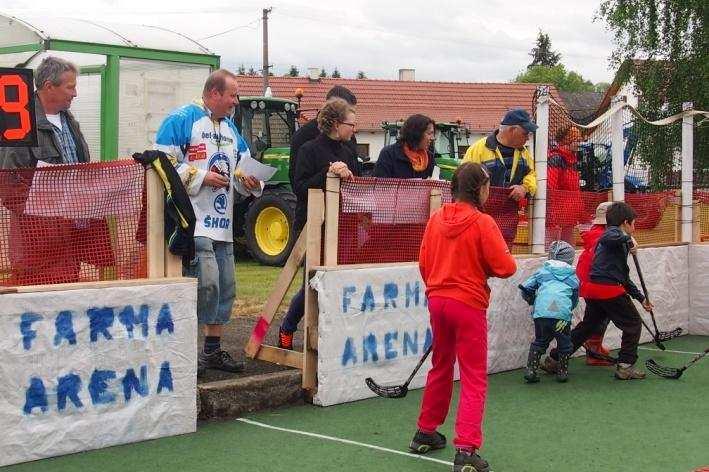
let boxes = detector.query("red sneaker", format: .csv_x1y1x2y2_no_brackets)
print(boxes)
278,329,294,350
584,336,613,366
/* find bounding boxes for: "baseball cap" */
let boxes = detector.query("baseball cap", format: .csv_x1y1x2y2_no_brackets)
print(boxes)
501,109,538,133
592,201,614,225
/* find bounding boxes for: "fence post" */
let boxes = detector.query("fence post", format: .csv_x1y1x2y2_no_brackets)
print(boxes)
146,168,165,278
611,95,627,202
323,173,341,266
429,188,442,215
681,102,694,243
532,85,549,254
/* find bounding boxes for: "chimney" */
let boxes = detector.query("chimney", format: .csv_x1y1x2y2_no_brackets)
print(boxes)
307,67,321,80
398,68,415,81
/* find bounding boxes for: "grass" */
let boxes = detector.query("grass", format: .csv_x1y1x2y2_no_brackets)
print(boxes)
233,258,302,317
7,336,708,472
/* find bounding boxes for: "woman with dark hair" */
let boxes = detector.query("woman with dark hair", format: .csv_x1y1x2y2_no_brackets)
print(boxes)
374,114,436,179
278,98,360,350
409,162,516,472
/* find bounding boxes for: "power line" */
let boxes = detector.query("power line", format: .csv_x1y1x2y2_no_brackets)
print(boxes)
199,17,261,40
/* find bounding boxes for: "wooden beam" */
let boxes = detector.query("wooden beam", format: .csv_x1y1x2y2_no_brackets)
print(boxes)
323,173,341,266
312,261,417,272
429,188,442,215
303,189,324,392
146,169,165,278
244,230,307,358
164,252,183,277
255,344,304,369
3,277,193,294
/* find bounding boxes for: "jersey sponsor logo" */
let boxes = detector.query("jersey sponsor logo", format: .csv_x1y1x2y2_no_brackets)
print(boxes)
208,151,231,192
201,131,234,146
213,193,228,215
187,143,207,161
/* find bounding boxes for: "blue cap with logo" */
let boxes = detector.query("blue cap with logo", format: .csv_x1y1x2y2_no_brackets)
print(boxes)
501,109,538,133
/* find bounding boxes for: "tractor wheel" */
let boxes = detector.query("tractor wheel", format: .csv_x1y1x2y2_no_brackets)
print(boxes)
244,187,297,266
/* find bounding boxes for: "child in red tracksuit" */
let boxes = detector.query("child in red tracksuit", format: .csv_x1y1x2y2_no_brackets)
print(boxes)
409,162,517,472
576,201,615,365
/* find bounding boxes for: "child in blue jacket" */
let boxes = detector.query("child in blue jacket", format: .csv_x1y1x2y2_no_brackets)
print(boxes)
519,240,579,383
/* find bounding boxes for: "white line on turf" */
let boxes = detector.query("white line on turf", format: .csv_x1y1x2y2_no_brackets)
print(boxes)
236,418,453,467
638,347,702,355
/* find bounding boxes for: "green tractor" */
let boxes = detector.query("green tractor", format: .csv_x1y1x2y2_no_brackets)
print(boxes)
233,96,299,266
381,121,471,180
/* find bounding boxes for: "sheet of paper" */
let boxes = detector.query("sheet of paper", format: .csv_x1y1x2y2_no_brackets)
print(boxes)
236,154,277,182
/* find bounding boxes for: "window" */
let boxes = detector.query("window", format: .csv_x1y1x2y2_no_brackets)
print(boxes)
356,143,370,159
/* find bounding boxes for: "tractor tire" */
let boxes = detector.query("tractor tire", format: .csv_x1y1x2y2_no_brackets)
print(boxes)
243,187,297,266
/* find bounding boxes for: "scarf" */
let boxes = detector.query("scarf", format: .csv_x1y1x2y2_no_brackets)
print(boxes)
403,144,429,172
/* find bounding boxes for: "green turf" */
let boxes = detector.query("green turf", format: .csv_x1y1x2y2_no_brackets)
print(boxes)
6,336,708,472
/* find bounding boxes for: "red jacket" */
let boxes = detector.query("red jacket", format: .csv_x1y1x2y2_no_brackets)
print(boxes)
577,224,625,299
419,202,517,310
547,146,584,227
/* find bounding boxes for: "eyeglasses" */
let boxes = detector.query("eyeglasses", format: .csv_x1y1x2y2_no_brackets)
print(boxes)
340,121,356,128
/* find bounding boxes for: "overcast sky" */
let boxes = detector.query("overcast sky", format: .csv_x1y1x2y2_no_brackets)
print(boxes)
2,0,618,84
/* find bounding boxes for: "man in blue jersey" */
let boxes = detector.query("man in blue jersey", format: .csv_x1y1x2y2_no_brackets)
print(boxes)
155,69,262,376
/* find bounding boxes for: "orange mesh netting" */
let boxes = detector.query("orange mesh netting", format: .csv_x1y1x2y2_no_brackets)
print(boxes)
0,161,147,286
337,177,524,264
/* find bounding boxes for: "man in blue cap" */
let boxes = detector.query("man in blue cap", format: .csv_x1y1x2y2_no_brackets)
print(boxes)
462,108,538,247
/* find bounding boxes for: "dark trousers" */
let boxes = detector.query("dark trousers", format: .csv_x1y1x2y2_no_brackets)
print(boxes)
553,295,642,364
531,318,573,355
281,287,305,333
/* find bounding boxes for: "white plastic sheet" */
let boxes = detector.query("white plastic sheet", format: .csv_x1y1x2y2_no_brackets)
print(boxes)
689,244,709,335
311,246,692,407
0,280,198,466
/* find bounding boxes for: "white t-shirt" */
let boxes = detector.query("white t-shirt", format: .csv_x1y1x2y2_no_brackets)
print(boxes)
45,113,62,130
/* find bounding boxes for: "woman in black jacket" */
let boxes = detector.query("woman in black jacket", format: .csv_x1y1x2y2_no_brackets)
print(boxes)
279,98,360,349
374,114,436,179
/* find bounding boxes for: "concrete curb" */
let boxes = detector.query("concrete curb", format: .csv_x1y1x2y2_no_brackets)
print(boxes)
198,370,304,420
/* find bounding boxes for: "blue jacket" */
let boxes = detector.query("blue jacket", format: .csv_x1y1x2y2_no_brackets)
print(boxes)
519,260,579,322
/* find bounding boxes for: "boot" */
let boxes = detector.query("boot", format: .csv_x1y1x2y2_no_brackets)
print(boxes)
615,363,646,380
540,356,558,374
556,354,570,382
584,335,613,366
409,430,446,454
453,449,491,472
524,347,544,383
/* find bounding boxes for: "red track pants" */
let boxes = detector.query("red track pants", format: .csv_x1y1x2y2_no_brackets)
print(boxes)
417,296,488,450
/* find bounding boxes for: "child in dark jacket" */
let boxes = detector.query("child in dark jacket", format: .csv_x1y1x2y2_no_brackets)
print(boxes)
544,202,653,380
519,240,579,383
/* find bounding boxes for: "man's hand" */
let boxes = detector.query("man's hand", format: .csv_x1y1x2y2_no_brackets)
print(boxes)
642,299,654,312
204,171,229,189
241,175,261,191
508,184,526,201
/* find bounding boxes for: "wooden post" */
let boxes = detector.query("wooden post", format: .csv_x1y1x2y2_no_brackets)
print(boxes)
146,168,165,278
674,190,682,242
681,102,694,242
611,95,627,202
429,188,442,215
303,189,324,392
532,86,549,254
323,173,341,266
693,200,701,243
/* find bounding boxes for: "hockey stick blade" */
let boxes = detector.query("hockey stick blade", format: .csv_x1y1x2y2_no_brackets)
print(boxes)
365,377,409,399
645,359,683,379
657,327,683,342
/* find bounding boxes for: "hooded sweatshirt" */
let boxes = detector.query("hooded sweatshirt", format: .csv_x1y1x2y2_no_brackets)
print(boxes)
519,260,579,322
419,201,517,310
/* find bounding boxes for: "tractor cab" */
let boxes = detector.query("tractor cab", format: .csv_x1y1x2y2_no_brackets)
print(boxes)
381,121,471,180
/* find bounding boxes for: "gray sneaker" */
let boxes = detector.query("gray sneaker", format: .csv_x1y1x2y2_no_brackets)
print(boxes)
199,349,245,373
615,363,646,380
453,449,491,472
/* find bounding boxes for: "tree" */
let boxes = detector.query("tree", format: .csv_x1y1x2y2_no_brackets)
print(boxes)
528,30,561,68
287,65,299,77
319,67,328,78
357,71,367,79
331,68,341,78
515,64,595,92
237,64,246,75
593,82,611,93
597,1,707,186
247,66,257,76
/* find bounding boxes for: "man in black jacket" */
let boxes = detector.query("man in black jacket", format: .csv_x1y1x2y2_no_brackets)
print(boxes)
546,202,654,380
288,85,358,187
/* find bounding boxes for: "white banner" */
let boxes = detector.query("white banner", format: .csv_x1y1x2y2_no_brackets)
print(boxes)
689,244,709,335
0,280,198,467
311,246,691,407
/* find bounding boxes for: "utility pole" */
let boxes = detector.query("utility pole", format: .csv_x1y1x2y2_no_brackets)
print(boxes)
262,7,272,93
